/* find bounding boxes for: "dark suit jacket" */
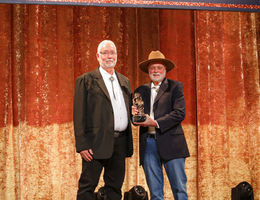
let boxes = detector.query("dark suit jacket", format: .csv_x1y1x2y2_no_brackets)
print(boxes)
73,68,133,159
135,78,190,165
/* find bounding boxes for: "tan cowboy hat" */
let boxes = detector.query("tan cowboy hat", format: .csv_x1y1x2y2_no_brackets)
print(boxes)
139,50,175,73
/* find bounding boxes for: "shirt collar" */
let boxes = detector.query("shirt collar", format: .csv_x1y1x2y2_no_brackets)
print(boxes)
99,66,116,79
151,82,161,89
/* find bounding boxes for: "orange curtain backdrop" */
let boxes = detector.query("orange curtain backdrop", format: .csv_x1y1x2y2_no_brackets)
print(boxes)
0,4,259,200
0,4,160,200
195,11,260,200
159,10,197,199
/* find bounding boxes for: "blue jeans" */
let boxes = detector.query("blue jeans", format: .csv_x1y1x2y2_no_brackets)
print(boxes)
143,138,188,200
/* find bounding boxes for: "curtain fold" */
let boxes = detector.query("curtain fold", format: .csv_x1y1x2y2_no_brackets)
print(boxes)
195,11,259,200
159,9,197,200
0,4,259,200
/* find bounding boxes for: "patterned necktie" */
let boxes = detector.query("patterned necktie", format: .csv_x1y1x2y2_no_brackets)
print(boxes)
109,76,116,100
152,86,159,93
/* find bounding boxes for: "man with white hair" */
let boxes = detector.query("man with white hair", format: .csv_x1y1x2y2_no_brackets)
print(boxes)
132,51,190,200
73,40,133,200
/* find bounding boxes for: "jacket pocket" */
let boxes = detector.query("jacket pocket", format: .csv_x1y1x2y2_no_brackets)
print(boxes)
169,125,184,135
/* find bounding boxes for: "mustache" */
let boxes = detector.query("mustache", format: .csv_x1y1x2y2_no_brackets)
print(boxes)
105,59,115,62
151,73,161,76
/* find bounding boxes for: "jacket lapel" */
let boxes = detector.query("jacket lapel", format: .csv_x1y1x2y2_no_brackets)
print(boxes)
116,72,129,91
116,72,131,114
143,84,151,114
92,68,111,100
154,78,168,105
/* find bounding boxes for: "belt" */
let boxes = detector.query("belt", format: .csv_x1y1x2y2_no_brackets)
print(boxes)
114,131,126,138
147,134,156,139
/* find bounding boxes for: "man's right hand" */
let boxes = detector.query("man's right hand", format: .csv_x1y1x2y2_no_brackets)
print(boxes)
80,149,93,162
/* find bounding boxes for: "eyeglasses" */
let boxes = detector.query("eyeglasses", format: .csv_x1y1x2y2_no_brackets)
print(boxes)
149,65,165,71
99,51,117,56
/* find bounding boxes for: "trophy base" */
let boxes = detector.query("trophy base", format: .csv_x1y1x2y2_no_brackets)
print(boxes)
132,115,146,123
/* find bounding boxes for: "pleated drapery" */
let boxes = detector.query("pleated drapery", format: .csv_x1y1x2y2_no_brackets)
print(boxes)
0,4,259,200
195,11,259,199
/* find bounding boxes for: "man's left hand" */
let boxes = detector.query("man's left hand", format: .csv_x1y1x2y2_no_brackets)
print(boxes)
134,114,157,127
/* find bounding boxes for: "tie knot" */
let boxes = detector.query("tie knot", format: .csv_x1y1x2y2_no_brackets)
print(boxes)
110,76,114,82
152,86,159,93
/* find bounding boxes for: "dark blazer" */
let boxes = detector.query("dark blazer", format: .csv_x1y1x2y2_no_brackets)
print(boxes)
135,78,190,165
73,68,133,159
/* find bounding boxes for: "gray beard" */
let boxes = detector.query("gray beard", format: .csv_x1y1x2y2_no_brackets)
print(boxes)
104,63,116,68
99,59,117,68
149,72,166,83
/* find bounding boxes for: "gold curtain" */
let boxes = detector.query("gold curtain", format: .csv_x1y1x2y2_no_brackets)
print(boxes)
159,10,198,199
194,11,260,200
0,4,259,200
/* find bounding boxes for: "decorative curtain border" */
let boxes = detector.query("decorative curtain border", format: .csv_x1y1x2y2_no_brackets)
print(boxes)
0,0,259,12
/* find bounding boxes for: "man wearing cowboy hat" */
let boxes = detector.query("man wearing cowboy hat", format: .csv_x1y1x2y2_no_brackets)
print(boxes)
132,51,190,200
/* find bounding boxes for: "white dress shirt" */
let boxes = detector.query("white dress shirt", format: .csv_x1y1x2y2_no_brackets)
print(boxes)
148,82,160,134
99,67,128,132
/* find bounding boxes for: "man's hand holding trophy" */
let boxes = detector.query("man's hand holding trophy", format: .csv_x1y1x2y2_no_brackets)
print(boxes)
132,93,158,127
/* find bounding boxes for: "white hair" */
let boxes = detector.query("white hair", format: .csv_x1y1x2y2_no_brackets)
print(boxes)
97,40,117,54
